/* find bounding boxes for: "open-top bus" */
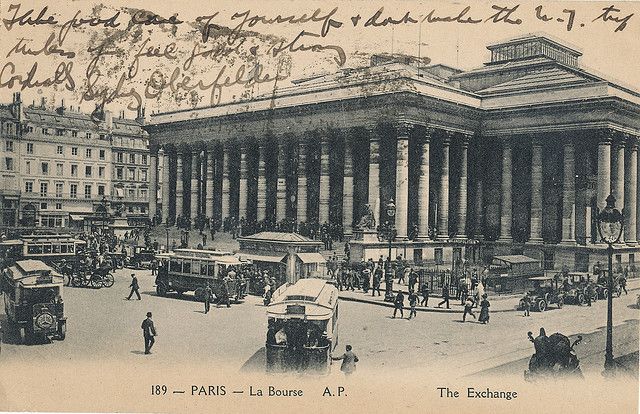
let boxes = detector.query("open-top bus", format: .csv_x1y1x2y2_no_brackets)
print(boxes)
154,248,246,302
266,278,339,374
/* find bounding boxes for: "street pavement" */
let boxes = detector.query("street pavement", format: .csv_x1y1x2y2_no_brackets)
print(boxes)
1,266,638,380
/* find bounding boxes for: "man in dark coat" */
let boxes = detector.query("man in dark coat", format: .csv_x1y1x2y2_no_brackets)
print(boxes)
127,273,141,300
204,284,213,314
393,291,405,318
141,312,156,354
437,283,450,309
420,283,430,307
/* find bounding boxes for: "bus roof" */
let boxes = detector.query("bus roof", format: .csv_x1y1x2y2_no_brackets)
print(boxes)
268,278,338,320
21,235,86,244
173,248,234,257
6,260,63,286
156,251,243,265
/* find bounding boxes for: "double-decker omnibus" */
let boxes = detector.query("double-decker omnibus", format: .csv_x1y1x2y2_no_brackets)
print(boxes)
0,234,86,269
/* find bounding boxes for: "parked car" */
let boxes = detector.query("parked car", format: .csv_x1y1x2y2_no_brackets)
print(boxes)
519,276,564,312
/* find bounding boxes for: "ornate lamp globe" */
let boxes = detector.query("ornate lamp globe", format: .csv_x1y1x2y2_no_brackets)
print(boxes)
597,194,624,245
386,199,396,218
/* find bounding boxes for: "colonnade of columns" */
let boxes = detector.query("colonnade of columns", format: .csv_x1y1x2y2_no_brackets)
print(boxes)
150,126,640,246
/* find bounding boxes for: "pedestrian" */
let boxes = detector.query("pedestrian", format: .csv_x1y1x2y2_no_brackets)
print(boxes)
478,294,490,324
462,296,476,322
362,268,371,293
408,291,419,319
522,292,531,317
437,283,450,309
585,282,594,307
620,274,628,295
408,268,418,292
392,291,405,318
202,233,207,246
459,282,469,306
331,344,358,376
141,312,156,354
372,267,382,297
263,283,272,306
420,283,430,307
127,273,141,300
204,284,213,314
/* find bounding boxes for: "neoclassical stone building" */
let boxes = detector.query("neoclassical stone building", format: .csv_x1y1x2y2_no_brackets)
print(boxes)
145,34,640,271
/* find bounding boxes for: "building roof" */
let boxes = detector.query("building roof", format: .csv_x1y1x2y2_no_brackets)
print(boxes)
476,67,591,94
239,232,317,243
22,106,145,136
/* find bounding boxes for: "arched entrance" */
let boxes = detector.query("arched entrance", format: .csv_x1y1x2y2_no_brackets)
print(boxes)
21,203,37,227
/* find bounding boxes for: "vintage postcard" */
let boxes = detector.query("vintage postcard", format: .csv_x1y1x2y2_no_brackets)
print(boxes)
0,0,638,413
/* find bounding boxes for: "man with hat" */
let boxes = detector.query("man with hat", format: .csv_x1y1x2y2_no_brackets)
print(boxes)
141,312,156,354
127,273,141,300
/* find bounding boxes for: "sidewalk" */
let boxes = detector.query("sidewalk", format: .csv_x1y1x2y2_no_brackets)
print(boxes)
338,278,640,314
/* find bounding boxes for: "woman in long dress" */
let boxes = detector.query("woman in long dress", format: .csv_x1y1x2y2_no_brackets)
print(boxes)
479,294,490,324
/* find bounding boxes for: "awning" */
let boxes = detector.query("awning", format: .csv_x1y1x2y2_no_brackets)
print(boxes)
239,252,286,263
69,214,86,221
296,252,326,264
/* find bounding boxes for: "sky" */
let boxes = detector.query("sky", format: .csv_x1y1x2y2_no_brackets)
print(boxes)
1,0,638,117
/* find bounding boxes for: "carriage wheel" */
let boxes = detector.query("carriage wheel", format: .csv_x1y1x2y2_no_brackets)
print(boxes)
71,276,83,288
102,274,115,288
577,293,586,305
601,288,609,299
537,299,547,312
557,298,564,309
90,276,103,289
591,292,598,302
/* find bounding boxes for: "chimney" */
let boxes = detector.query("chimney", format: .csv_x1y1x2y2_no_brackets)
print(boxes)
105,110,113,130
11,92,23,123
135,106,146,126
56,99,66,115
41,97,46,108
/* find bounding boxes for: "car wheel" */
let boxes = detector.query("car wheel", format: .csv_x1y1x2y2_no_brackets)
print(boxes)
90,276,102,289
577,293,586,305
601,288,609,299
156,283,168,297
557,298,564,308
537,299,547,312
57,320,66,341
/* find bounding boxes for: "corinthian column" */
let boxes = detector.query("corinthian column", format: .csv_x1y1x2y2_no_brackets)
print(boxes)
395,123,411,240
149,148,158,221
161,148,170,224
456,134,470,239
276,141,287,222
318,135,330,225
498,137,513,242
416,128,431,240
342,133,354,237
561,139,576,244
368,127,380,224
613,136,626,243
296,140,307,223
190,150,199,220
625,137,637,245
529,137,543,243
596,130,613,209
175,151,184,219
221,146,230,221
257,143,267,222
205,146,215,220
238,145,248,220
437,132,452,239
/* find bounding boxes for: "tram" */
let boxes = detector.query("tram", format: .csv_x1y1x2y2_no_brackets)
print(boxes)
0,234,86,268
266,278,339,374
154,248,246,302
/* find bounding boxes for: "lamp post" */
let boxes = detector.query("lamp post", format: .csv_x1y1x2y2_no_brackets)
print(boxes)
385,199,396,261
165,223,170,253
596,194,624,374
100,196,108,233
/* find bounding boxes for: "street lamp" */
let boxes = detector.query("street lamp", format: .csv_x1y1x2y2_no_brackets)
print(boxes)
385,199,396,261
165,223,170,253
100,196,108,233
596,194,624,374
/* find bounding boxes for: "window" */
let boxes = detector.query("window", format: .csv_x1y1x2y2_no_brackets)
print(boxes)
98,166,105,178
25,182,33,193
70,184,77,198
25,161,30,174
5,141,13,152
85,148,92,158
5,157,13,171
99,134,105,140
128,168,135,180
85,165,92,177
141,154,148,165
116,167,123,180
26,143,33,154
71,147,78,156
71,164,78,177
55,202,62,210
42,128,50,135
140,169,148,182
40,202,47,210
56,145,63,155
40,182,48,197
5,124,14,135
71,131,78,138
56,129,64,136
434,248,444,265
55,183,63,198
129,153,136,164
84,185,92,199
86,132,92,139
26,126,33,133
99,149,105,160
56,163,63,176
116,152,123,163
140,189,148,199
98,185,105,196
41,162,49,175
128,188,135,198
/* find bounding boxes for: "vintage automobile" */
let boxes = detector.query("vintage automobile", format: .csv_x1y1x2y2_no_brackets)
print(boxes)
562,272,597,305
1,259,66,343
126,246,156,270
266,278,339,374
154,248,245,303
525,330,583,381
519,276,564,312
486,255,544,293
595,271,623,299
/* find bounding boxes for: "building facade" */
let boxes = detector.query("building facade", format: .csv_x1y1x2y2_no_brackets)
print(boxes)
143,34,640,271
0,98,21,227
0,94,147,229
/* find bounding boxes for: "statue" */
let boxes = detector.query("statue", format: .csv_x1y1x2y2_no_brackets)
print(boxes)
356,204,376,230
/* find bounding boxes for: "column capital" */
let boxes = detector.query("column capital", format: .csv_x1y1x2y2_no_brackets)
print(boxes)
395,121,413,137
531,135,544,147
460,133,471,148
626,135,639,151
149,142,161,155
563,139,574,148
613,134,627,149
441,130,455,145
366,124,380,141
423,126,436,143
596,128,616,144
500,136,512,149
